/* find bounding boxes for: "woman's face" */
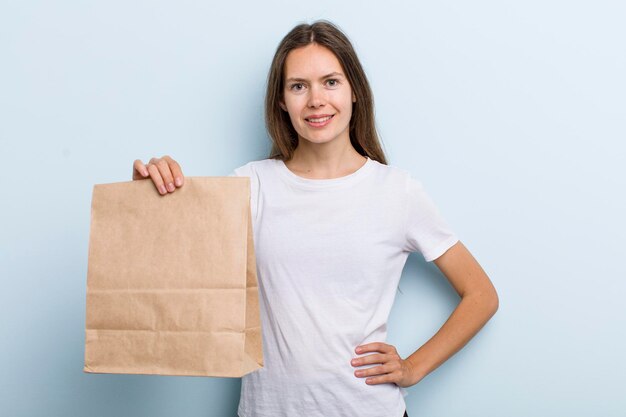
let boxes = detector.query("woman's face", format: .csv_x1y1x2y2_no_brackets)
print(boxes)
280,43,356,147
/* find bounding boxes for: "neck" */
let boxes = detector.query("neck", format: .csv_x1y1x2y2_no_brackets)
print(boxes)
286,136,366,180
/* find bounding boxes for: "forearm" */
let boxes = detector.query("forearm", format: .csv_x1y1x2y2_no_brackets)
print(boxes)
404,291,498,385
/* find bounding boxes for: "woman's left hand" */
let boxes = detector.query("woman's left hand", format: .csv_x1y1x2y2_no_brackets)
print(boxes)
351,342,415,388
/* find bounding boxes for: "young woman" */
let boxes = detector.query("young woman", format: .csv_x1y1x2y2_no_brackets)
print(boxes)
132,20,498,417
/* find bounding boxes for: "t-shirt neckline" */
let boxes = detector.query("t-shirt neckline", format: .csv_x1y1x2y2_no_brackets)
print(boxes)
274,156,374,189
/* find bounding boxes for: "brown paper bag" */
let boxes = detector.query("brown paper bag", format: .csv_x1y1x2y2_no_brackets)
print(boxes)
83,176,263,377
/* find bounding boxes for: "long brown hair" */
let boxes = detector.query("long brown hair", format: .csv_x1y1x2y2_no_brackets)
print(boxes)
265,20,388,165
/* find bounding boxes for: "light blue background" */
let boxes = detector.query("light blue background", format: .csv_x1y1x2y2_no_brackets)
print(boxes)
1,1,624,416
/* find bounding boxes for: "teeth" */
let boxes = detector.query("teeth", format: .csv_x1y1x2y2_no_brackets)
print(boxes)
308,116,332,123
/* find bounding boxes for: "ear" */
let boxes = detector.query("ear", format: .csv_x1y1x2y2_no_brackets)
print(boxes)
279,101,288,111
352,92,356,103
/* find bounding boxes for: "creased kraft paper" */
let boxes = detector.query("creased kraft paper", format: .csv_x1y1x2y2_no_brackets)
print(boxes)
84,177,263,377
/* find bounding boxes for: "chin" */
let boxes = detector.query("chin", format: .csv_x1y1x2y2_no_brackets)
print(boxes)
299,128,347,144
301,135,338,145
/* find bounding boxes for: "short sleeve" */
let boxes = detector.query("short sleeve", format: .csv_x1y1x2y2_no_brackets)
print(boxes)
403,176,459,262
228,162,259,224
229,163,251,177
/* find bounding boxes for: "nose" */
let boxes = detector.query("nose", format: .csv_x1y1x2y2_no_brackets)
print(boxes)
307,84,327,108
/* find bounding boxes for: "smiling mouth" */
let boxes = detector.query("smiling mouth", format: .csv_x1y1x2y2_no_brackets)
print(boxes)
305,115,334,123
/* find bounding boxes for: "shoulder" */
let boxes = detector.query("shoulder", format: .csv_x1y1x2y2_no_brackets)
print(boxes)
228,159,276,223
229,158,276,178
369,159,422,191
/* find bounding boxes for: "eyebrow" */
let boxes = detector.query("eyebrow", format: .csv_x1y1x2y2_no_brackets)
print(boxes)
285,71,345,83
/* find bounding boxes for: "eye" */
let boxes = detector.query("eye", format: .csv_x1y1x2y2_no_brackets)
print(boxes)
289,83,305,91
326,79,339,87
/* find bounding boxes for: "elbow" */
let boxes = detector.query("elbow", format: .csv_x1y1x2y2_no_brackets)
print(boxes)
480,279,499,316
487,289,499,316
490,293,499,315
465,288,499,316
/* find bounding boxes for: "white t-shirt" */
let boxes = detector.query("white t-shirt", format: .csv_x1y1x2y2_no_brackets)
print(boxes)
230,156,459,417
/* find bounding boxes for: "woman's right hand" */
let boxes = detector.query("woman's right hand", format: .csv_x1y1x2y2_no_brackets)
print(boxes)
132,155,185,195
